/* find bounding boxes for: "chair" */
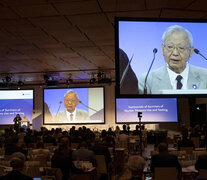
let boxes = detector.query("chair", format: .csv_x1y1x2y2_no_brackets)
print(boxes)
95,155,108,179
0,166,6,176
199,169,207,179
71,143,79,150
23,166,42,178
70,174,91,180
154,167,178,180
150,150,158,156
3,155,13,161
193,151,207,159
0,161,10,167
171,150,186,157
180,147,194,154
191,137,200,148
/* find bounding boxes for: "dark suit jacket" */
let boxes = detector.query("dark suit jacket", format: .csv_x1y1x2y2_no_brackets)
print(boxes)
0,170,33,180
72,148,97,167
119,49,138,94
151,152,181,172
195,154,207,170
91,143,112,168
177,139,195,150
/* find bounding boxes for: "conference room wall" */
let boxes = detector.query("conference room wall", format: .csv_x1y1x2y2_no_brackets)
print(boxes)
30,84,191,131
33,85,207,131
2,84,207,131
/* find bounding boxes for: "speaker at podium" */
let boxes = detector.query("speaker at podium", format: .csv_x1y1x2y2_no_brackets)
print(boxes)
20,115,30,129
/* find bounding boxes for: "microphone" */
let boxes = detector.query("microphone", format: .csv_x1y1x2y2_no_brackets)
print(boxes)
79,100,98,112
194,48,207,60
55,101,62,116
144,48,158,94
120,54,134,88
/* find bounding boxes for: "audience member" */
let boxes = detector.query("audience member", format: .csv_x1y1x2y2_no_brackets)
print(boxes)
120,124,128,134
0,152,32,180
115,126,121,136
150,143,181,173
51,137,81,180
127,155,146,180
72,141,97,167
132,125,140,135
4,135,26,156
177,131,194,150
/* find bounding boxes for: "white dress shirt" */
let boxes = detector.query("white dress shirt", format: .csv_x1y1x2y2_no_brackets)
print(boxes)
167,63,189,90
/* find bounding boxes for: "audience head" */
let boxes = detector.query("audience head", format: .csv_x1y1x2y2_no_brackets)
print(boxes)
36,141,45,149
10,152,26,171
158,142,168,153
128,155,146,176
79,141,88,149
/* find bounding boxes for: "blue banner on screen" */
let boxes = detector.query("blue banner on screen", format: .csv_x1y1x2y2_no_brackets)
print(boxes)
44,87,105,124
0,90,33,124
116,98,178,123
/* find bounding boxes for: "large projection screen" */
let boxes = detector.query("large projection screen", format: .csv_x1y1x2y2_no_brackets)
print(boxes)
44,87,105,124
116,98,178,123
116,17,207,96
0,90,33,125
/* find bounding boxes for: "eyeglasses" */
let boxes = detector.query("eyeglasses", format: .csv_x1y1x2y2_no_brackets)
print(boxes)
64,99,77,104
164,44,191,53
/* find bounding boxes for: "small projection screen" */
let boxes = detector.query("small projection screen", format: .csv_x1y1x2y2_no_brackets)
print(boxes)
44,87,105,124
0,90,33,125
116,98,178,123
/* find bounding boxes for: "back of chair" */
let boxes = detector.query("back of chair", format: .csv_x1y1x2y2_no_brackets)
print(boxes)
193,151,207,159
191,137,200,148
180,147,194,154
199,169,207,179
70,174,91,180
95,155,107,174
23,166,42,178
154,167,178,180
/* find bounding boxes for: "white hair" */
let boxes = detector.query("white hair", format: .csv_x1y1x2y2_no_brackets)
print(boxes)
64,90,79,99
162,25,193,46
127,155,146,171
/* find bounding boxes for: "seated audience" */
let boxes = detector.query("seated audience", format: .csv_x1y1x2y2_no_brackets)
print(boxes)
52,137,81,180
127,155,146,180
90,140,112,168
72,141,97,167
150,143,181,173
177,131,195,150
0,152,32,180
30,141,50,161
4,135,26,156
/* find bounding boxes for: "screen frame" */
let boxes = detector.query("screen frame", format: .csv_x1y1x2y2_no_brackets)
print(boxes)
0,88,34,125
115,17,207,98
43,86,105,125
115,97,179,124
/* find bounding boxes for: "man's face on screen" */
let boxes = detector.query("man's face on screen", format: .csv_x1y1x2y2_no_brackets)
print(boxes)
161,32,194,74
64,92,79,113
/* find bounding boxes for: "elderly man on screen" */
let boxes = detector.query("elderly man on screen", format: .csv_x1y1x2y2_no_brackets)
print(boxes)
139,25,207,94
55,90,89,123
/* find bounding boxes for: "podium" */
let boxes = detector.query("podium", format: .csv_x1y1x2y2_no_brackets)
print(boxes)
20,119,30,129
